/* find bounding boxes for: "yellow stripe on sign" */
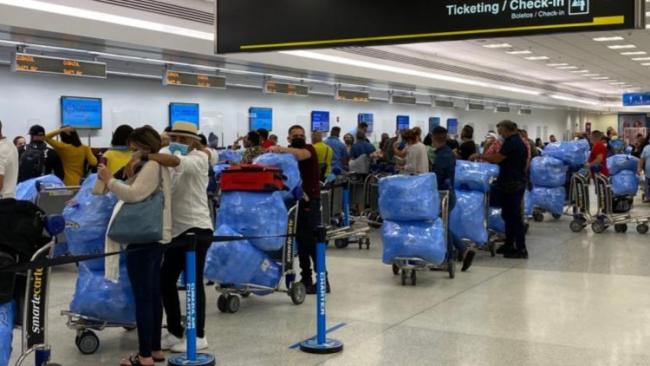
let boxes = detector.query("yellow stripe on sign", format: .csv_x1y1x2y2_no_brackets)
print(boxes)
240,16,625,50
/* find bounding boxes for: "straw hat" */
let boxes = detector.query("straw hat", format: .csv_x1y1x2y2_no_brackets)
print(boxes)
168,121,200,141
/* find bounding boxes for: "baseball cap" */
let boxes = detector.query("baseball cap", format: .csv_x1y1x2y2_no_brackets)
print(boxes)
29,125,45,136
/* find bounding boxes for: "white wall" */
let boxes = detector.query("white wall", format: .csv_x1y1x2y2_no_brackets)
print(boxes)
0,67,570,147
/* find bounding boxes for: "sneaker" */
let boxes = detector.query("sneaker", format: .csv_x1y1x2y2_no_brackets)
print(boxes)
496,245,514,255
503,249,528,259
305,283,317,295
161,332,184,351
461,250,476,272
170,337,209,353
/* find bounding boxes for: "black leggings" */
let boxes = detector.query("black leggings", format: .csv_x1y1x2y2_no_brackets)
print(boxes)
161,229,211,339
296,199,322,284
125,243,164,358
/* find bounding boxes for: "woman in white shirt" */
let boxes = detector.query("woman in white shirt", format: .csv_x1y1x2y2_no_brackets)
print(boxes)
143,122,213,353
403,129,430,174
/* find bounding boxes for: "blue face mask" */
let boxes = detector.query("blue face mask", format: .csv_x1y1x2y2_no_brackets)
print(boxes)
169,142,189,156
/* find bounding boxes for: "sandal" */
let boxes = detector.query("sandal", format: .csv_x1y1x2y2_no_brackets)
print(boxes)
120,354,154,366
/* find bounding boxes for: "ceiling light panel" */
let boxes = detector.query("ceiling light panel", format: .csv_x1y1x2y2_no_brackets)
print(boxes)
621,51,647,55
547,63,569,66
607,44,637,49
632,57,650,61
482,43,511,48
506,50,533,55
524,56,550,60
593,36,625,42
556,66,579,70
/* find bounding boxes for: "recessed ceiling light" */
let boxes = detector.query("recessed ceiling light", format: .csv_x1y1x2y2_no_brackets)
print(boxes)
610,82,626,85
483,43,511,48
641,63,650,66
525,56,550,60
556,66,579,70
607,44,637,49
593,36,625,42
547,63,569,67
570,70,590,73
583,74,600,77
632,57,650,61
592,77,610,80
506,50,533,55
621,51,647,55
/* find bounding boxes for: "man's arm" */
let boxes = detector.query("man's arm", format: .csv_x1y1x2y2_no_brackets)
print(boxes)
481,153,506,164
268,145,311,161
147,152,181,168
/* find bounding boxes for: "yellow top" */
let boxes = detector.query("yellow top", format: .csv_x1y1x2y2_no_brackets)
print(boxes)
313,141,333,177
102,149,132,174
45,131,98,186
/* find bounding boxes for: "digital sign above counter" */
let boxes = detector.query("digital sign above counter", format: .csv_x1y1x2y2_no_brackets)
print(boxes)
12,53,107,78
215,0,644,53
623,92,650,106
163,70,226,89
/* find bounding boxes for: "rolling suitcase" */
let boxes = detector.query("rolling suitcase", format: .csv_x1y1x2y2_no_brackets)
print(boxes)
220,164,285,192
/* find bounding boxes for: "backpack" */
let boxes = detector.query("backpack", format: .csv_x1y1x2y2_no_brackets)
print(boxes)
0,199,50,260
18,145,46,182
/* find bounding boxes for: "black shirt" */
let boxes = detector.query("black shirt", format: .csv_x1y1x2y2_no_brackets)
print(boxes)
496,134,527,188
432,145,457,210
458,141,477,160
298,145,321,200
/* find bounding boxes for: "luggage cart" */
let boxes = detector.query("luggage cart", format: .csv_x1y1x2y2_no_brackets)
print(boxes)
568,169,593,233
59,311,136,355
323,175,371,250
591,173,650,234
390,191,456,286
362,173,390,228
214,203,306,314
36,185,80,254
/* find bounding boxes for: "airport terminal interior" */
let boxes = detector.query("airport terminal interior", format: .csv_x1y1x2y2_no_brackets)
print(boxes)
1,0,650,365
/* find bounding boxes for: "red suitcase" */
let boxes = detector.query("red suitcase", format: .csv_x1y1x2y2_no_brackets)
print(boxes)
220,164,285,192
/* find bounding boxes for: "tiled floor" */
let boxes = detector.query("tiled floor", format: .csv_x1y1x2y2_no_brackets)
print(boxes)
10,201,650,365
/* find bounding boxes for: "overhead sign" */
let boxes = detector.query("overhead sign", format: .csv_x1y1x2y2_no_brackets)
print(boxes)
264,81,309,96
215,0,644,53
12,53,106,78
336,89,369,102
623,92,650,106
163,70,225,89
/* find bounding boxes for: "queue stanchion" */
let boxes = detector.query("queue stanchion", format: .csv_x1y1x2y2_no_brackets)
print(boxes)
168,234,216,366
300,226,344,354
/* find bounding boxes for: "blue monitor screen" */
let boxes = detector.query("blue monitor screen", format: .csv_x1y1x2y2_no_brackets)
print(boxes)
396,115,410,131
249,107,273,131
169,103,200,127
358,113,374,133
447,118,459,134
311,111,330,132
623,93,650,106
60,96,102,129
429,117,440,134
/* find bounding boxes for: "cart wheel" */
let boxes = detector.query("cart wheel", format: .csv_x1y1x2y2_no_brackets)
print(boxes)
448,260,456,279
591,220,606,234
227,295,240,313
410,271,416,286
489,244,496,257
123,326,136,331
241,291,251,298
217,294,228,313
570,220,585,233
637,224,649,234
614,224,628,233
401,270,408,286
533,212,544,222
334,238,349,249
289,282,306,305
76,330,100,355
392,264,399,275
552,213,562,220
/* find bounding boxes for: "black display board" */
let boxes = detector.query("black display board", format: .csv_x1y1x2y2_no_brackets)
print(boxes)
215,0,643,54
12,53,106,78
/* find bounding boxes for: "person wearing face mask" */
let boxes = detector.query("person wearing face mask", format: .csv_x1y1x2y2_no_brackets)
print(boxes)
268,125,325,294
141,121,214,352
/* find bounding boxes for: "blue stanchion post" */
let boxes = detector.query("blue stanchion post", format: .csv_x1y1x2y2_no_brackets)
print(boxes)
168,234,216,366
300,226,343,354
343,186,350,227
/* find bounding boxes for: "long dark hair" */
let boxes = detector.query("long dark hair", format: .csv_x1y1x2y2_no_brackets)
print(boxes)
111,125,134,147
61,129,82,147
127,126,161,153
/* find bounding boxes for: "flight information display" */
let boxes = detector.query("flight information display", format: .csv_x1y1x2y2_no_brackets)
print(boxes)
623,93,650,106
396,115,410,131
447,118,459,134
60,97,102,129
358,113,374,133
169,103,200,127
164,70,226,89
216,0,642,53
249,107,273,131
14,53,107,78
311,111,330,132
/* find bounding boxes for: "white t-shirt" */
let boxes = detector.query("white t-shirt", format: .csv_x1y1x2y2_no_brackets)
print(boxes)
166,149,214,238
404,142,429,174
0,138,18,199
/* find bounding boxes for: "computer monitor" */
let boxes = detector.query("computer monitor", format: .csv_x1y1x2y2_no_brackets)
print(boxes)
311,111,330,132
396,115,410,131
169,103,200,128
358,113,374,133
249,107,273,131
60,96,102,129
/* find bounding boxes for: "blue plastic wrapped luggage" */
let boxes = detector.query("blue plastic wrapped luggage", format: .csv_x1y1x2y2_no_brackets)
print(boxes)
218,149,242,164
70,264,135,324
204,225,266,285
524,190,533,217
63,175,118,270
449,190,488,245
454,161,499,193
607,155,639,176
544,140,589,167
253,153,302,193
488,208,505,234
15,174,64,202
249,257,282,293
217,191,288,251
609,139,625,154
213,164,230,180
379,173,440,221
381,219,446,265
531,186,565,216
530,156,567,188
611,171,639,197
0,301,14,366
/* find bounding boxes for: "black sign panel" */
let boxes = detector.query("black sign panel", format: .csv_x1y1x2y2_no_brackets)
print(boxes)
12,53,107,78
24,267,48,348
265,81,310,96
215,0,643,53
164,70,226,89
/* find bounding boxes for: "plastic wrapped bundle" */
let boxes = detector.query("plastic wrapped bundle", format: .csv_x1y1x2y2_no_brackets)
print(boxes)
488,208,505,234
219,149,242,164
530,156,567,188
531,186,565,216
253,153,302,193
15,174,64,202
544,140,589,167
0,301,14,366
249,257,282,293
381,219,446,265
609,139,625,154
63,175,118,270
213,164,230,180
607,155,639,176
524,190,533,217
204,225,265,285
217,191,288,251
449,190,488,245
379,173,440,221
70,264,135,324
454,161,499,193
611,171,639,197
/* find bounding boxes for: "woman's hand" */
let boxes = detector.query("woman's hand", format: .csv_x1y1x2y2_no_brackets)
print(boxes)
97,163,112,183
61,126,75,135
